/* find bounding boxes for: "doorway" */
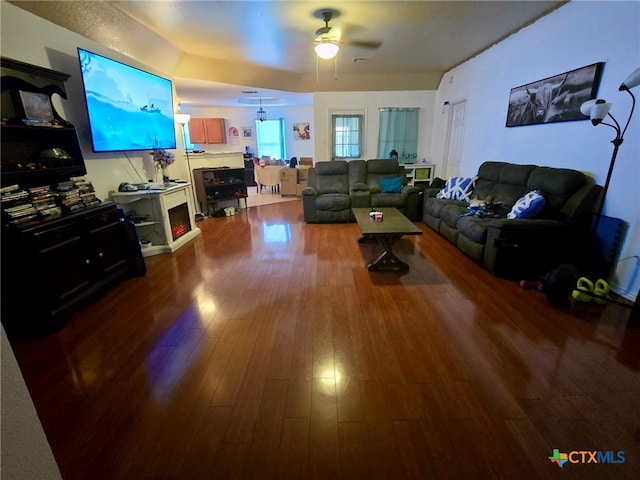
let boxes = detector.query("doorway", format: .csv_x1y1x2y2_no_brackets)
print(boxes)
443,99,467,178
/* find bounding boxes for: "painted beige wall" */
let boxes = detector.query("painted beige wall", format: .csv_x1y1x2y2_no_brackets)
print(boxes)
313,90,436,163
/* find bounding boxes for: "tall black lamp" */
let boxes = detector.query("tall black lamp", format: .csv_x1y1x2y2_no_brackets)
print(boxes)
580,67,640,319
580,67,639,235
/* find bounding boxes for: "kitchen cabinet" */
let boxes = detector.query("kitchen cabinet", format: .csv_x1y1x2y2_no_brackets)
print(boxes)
188,117,226,144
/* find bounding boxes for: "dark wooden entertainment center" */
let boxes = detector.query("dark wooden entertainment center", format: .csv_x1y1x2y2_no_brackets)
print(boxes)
1,57,141,331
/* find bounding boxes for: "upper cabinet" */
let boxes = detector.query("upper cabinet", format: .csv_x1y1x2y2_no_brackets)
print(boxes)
189,117,226,144
1,57,86,188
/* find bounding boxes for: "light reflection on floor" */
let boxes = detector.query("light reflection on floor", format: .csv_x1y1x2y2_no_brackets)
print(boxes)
261,222,292,243
317,362,344,397
145,307,204,403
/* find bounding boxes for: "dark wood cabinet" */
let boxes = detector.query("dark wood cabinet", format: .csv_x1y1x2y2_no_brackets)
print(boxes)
1,57,86,189
0,58,141,332
193,167,247,215
244,153,257,187
1,202,134,331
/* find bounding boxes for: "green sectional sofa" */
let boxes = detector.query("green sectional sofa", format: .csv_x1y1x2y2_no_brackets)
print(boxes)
423,161,602,278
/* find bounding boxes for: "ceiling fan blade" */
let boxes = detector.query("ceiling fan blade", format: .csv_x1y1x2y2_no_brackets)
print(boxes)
343,40,382,49
315,25,332,36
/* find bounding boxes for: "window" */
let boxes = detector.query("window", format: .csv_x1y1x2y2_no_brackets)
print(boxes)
256,119,286,159
377,108,419,163
332,114,363,159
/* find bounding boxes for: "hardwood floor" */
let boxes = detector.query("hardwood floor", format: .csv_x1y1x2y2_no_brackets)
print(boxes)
7,199,640,479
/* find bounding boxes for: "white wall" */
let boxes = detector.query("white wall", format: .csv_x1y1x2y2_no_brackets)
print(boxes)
430,0,640,300
313,90,436,162
180,105,314,160
1,2,188,198
1,326,62,479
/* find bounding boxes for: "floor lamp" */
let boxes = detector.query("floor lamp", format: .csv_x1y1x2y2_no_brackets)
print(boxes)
174,114,202,220
580,67,640,320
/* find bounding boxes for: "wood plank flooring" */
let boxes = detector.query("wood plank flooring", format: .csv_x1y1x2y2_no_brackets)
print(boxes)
6,199,640,479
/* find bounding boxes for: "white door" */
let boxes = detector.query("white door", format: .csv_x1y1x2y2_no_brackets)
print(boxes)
443,100,467,178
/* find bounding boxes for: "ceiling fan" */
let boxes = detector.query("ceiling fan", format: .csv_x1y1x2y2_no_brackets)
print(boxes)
314,10,382,60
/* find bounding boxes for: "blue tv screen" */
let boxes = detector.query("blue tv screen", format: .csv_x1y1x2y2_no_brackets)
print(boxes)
77,47,176,152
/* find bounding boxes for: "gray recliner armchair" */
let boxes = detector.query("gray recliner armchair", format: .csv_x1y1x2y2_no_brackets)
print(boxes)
302,161,352,223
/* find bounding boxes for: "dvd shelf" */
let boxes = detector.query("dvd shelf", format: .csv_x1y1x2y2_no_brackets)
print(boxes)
0,58,137,331
402,164,435,187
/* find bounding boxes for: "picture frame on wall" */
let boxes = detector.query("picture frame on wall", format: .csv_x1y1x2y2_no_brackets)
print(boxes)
242,127,253,138
16,90,54,122
228,126,239,137
506,62,604,127
293,122,310,140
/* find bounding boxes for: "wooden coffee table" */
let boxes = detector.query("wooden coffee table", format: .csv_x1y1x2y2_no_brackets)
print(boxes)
352,208,422,272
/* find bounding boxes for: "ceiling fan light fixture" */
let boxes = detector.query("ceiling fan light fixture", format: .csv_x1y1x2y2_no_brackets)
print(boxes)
315,41,339,60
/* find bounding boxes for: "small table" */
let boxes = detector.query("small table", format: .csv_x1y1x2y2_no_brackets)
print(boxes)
254,165,284,193
352,208,423,272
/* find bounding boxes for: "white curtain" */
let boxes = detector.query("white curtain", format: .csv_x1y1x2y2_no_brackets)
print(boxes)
333,115,362,158
377,108,419,162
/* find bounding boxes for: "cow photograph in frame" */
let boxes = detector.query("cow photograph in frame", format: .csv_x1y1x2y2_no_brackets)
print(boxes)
506,62,604,127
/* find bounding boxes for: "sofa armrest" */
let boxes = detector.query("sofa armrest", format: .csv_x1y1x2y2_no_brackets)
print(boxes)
485,218,569,248
302,188,318,223
486,218,567,232
350,182,369,193
401,185,420,195
424,188,441,199
402,187,420,221
350,190,370,209
482,218,571,277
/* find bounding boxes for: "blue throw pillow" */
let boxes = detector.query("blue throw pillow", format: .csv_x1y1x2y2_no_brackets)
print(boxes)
436,176,476,202
507,190,545,219
380,177,403,193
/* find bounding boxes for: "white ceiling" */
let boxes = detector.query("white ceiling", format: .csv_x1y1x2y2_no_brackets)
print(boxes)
8,0,566,107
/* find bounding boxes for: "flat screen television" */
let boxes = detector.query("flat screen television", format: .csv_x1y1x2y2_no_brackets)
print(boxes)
77,47,176,152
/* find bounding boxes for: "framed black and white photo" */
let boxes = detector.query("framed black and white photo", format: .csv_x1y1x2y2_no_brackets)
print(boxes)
506,62,604,127
17,90,54,122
